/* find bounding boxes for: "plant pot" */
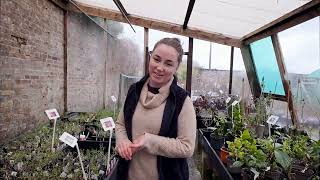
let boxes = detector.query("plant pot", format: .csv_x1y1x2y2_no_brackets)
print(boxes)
196,116,207,129
220,147,229,164
264,168,285,180
209,133,225,150
255,124,265,138
77,137,116,153
103,156,119,180
224,133,235,148
226,157,242,180
289,164,315,180
263,124,269,136
242,168,255,180
201,128,215,141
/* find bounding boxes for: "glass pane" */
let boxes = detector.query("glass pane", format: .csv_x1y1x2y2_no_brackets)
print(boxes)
106,21,144,109
191,40,230,96
250,37,285,96
232,48,252,102
193,39,210,69
271,100,292,128
278,17,320,133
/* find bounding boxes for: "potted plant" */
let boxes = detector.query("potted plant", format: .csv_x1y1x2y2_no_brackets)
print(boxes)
250,92,272,138
258,137,290,180
194,95,216,139
227,129,268,179
282,135,315,180
210,115,228,150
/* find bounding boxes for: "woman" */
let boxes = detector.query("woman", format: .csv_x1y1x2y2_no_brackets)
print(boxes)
115,38,196,180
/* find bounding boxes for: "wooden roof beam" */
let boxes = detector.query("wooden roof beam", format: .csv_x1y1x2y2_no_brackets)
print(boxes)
67,2,242,47
242,0,320,45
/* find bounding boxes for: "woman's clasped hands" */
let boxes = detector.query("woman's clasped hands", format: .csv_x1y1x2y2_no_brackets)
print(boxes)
116,133,146,160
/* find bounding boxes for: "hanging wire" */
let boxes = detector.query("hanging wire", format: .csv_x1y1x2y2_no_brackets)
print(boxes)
68,0,115,38
112,0,136,33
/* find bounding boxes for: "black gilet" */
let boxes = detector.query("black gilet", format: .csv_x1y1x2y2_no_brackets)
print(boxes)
117,75,189,180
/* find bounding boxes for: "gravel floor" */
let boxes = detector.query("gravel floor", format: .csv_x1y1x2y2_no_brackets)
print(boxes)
188,156,202,180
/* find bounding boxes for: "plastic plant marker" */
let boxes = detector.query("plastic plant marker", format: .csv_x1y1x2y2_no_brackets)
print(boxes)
45,109,60,152
266,115,279,125
76,144,87,180
231,100,239,106
230,100,239,128
111,95,117,103
59,132,87,180
52,118,57,152
267,115,279,137
111,95,117,118
250,168,259,180
100,117,115,169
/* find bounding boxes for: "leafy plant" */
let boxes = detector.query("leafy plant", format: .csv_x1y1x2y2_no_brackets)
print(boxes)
282,135,310,161
212,114,228,137
230,105,245,137
310,140,320,169
227,129,268,171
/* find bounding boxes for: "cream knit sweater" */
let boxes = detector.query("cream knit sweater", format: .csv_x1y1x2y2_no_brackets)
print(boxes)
115,78,196,180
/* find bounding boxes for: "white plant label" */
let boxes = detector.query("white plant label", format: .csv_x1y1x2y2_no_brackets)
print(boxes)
111,96,117,103
226,97,231,103
45,109,60,120
100,117,115,131
267,115,279,125
231,100,239,106
250,168,260,180
59,132,78,148
191,95,198,102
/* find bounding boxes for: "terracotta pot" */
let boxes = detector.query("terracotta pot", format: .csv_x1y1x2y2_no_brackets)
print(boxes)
220,147,229,164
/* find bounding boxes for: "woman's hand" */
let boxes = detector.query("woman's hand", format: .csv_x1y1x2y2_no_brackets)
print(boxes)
116,140,134,160
131,133,147,151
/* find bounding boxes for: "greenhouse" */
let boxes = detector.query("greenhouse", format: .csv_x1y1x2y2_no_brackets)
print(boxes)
0,0,319,179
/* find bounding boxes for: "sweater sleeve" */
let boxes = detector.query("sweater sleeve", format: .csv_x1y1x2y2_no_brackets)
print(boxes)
115,108,131,145
143,96,196,158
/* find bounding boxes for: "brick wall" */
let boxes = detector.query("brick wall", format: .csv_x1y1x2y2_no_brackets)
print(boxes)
0,0,64,143
0,0,145,143
67,12,107,112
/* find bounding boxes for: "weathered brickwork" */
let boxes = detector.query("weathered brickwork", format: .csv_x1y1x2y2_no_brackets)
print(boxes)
67,12,107,112
0,0,64,143
0,0,145,144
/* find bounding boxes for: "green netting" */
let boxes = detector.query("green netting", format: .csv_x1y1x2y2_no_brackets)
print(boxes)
250,36,285,96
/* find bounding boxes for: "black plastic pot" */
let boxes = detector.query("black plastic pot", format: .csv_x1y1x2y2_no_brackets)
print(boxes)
224,133,235,148
77,137,116,153
196,116,207,129
289,164,315,180
264,168,286,180
210,133,225,150
200,128,215,141
226,157,242,180
102,156,119,180
242,168,255,180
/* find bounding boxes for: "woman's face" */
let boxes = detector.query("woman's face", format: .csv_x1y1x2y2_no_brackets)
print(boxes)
148,44,179,88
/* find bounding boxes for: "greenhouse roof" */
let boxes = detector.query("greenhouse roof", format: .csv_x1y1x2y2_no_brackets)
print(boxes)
62,0,320,47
